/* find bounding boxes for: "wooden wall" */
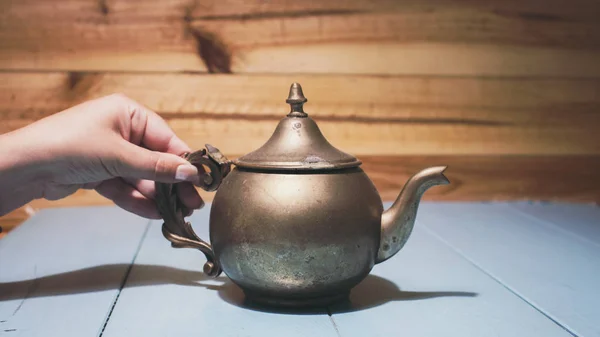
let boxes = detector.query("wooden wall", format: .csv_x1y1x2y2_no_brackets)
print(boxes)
1,0,600,234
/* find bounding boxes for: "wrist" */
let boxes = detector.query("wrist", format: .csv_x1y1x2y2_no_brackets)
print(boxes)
0,127,50,174
0,128,53,214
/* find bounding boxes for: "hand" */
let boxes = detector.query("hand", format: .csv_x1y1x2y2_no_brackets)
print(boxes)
0,94,204,218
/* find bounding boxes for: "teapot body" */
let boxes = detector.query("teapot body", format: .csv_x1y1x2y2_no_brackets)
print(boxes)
209,166,383,306
154,83,450,308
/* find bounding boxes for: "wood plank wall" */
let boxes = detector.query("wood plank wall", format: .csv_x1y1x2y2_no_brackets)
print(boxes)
1,0,600,233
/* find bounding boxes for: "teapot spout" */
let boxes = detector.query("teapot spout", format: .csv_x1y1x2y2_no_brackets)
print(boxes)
376,166,449,264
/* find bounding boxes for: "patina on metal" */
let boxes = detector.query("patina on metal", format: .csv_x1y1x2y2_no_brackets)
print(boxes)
155,146,232,277
154,83,450,308
233,83,361,171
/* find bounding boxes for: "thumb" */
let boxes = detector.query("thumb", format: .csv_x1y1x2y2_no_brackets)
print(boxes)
112,141,200,183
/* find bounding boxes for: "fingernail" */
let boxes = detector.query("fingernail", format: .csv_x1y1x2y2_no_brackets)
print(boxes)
175,164,199,182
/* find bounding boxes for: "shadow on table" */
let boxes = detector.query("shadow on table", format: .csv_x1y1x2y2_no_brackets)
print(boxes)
223,273,478,315
0,264,477,315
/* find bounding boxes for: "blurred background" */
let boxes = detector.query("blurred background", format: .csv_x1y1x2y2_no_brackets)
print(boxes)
1,0,599,237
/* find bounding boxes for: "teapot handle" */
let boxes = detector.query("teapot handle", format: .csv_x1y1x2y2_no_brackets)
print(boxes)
154,144,232,277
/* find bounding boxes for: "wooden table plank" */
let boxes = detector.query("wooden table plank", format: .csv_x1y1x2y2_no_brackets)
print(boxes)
419,202,600,337
5,73,600,124
2,1,599,76
329,205,572,337
1,203,590,336
101,207,339,337
509,202,600,247
103,204,569,337
0,206,150,337
3,72,600,157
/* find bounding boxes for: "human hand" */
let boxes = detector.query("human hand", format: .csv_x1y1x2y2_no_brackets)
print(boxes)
0,94,204,218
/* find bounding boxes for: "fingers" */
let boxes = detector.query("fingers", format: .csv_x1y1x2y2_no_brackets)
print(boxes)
122,178,204,211
110,141,201,184
98,177,204,219
88,94,206,220
94,178,161,219
144,108,191,155
122,96,191,155
121,178,156,199
103,95,203,185
175,182,205,210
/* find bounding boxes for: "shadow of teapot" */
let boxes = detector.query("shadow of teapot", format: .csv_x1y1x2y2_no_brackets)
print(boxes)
0,264,476,316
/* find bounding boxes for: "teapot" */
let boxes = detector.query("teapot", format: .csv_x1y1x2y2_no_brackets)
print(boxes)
155,83,449,307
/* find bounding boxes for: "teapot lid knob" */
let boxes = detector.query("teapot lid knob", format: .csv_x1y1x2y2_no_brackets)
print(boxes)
286,82,308,117
233,82,361,170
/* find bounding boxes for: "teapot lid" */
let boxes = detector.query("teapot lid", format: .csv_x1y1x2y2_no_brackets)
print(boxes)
233,83,361,171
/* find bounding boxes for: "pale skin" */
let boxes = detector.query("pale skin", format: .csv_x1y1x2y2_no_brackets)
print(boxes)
0,94,204,219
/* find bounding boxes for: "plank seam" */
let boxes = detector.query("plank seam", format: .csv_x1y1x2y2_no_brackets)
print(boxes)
10,265,38,317
326,307,342,337
97,220,152,337
2,68,600,80
419,224,579,337
507,204,600,249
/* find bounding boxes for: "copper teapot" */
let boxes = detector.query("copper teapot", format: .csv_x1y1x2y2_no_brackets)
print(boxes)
155,83,449,307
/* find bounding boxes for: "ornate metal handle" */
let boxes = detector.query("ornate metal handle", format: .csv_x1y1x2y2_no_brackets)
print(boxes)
155,144,232,277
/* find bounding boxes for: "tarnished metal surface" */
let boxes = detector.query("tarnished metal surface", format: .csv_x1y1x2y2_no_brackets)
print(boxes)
154,82,450,308
155,146,232,277
233,83,361,170
209,167,382,305
285,82,308,118
376,166,450,264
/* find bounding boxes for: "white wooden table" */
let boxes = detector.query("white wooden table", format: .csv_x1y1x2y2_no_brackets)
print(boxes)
1,202,598,337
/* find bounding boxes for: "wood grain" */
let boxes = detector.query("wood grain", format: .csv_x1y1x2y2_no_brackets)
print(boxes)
4,72,600,121
4,0,599,21
190,9,600,75
1,0,599,75
193,9,600,48
363,155,600,203
6,116,595,156
2,72,599,155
